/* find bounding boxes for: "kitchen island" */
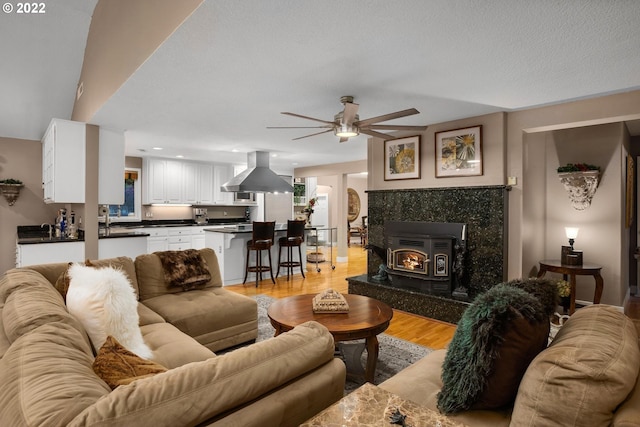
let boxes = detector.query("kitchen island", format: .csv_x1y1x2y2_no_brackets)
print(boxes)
205,224,312,285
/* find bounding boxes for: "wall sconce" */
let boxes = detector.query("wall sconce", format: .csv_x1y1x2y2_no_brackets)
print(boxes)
561,227,582,265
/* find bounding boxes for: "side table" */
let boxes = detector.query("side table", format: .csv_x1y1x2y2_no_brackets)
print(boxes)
536,259,603,315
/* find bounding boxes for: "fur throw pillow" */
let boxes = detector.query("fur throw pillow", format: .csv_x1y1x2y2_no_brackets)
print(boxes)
437,284,550,414
66,263,153,359
155,249,211,291
502,277,560,316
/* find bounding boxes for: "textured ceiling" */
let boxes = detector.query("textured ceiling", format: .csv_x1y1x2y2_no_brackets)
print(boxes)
3,0,640,170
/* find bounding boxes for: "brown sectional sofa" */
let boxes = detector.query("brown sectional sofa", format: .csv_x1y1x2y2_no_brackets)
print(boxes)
380,304,640,426
0,248,346,426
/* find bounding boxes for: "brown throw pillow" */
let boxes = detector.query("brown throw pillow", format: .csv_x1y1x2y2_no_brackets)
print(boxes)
54,262,74,301
93,336,167,390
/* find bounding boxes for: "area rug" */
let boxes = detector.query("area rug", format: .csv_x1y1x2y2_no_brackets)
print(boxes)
253,294,432,392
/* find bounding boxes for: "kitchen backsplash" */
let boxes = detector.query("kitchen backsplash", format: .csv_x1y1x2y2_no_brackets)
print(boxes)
145,205,247,220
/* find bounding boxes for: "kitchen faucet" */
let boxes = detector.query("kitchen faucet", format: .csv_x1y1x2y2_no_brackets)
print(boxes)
41,223,53,239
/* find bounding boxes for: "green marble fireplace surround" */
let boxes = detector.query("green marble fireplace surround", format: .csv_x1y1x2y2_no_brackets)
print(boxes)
348,185,509,324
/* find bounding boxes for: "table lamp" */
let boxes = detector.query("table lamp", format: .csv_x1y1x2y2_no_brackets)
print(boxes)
565,227,579,249
561,227,582,265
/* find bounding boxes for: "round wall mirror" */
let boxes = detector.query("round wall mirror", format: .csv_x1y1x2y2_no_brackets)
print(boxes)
347,188,360,222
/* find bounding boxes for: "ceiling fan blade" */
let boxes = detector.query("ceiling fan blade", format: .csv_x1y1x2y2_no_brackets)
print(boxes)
281,112,336,125
292,129,334,141
356,108,420,127
342,102,359,125
267,125,333,129
360,129,395,140
367,124,428,131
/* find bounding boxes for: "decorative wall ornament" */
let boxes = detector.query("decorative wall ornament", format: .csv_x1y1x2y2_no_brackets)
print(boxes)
0,179,24,206
557,170,600,210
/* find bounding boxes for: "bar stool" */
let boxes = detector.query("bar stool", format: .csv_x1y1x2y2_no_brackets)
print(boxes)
243,221,276,287
276,220,306,280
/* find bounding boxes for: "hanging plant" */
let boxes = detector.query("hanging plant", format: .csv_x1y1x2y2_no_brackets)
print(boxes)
557,163,600,173
0,178,23,185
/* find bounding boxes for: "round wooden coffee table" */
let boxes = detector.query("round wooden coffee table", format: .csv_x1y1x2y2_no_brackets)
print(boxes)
267,293,393,383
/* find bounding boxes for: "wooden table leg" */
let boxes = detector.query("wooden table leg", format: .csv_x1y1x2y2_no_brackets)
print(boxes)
338,342,366,381
569,273,577,315
272,323,283,336
536,265,548,278
593,272,604,304
365,335,379,384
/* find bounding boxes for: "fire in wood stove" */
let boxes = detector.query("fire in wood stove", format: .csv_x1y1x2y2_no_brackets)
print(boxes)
384,221,467,297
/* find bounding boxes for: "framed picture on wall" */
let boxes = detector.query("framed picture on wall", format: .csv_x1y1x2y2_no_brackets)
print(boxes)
384,135,421,180
435,125,483,177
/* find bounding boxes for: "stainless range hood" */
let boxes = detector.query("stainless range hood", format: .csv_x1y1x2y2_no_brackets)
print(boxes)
221,151,294,193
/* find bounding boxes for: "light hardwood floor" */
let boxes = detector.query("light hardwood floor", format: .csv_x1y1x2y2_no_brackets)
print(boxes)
225,244,456,350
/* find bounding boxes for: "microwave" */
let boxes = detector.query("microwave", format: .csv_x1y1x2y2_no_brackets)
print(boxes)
234,191,256,203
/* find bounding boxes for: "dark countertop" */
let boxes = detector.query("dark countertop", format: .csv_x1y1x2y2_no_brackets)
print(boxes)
111,218,250,228
17,236,85,245
98,230,150,239
205,224,316,234
17,225,85,244
17,230,149,244
16,219,249,244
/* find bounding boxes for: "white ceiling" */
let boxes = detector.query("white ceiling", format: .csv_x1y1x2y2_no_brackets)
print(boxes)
3,0,640,171
0,0,97,141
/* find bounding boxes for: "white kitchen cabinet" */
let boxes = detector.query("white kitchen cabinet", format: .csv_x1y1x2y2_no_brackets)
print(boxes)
168,227,192,251
16,241,84,267
192,226,207,249
213,163,234,204
183,163,214,205
146,228,169,252
98,128,125,205
41,119,86,203
182,162,198,204
98,236,147,260
143,158,183,204
197,163,214,205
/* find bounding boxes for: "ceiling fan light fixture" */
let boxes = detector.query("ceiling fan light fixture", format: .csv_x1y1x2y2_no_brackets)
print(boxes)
335,123,359,138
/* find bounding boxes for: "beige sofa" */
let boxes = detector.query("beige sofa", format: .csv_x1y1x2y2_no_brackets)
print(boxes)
380,304,640,426
0,249,346,426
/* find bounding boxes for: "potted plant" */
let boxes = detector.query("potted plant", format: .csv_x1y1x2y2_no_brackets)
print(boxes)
302,197,318,225
0,178,24,206
557,163,600,210
555,279,571,313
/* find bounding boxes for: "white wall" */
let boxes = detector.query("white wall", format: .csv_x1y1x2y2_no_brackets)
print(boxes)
541,123,626,305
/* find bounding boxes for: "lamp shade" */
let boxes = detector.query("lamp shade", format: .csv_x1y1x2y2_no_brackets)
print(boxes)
565,227,579,239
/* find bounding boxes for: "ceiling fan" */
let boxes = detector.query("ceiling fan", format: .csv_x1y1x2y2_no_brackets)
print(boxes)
267,96,428,142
